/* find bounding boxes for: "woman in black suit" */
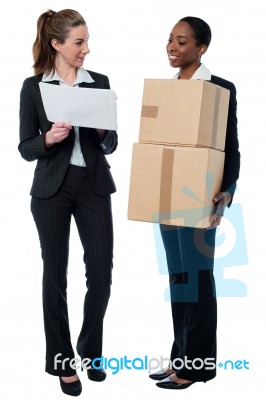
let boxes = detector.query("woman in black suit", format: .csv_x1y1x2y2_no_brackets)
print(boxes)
18,9,117,396
149,17,240,389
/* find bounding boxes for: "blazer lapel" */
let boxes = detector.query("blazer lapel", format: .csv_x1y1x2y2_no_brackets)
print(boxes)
79,82,98,88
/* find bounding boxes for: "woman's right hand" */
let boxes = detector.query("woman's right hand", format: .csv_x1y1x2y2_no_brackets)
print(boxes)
45,122,72,148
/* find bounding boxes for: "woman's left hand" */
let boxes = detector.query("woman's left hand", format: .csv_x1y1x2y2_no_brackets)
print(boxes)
209,191,232,228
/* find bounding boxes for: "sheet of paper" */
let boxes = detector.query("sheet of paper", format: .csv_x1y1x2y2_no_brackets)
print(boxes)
39,82,117,130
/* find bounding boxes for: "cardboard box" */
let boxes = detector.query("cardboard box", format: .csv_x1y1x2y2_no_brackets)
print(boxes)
128,143,225,228
139,79,230,151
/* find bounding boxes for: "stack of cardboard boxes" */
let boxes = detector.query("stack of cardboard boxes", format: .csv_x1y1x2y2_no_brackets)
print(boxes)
128,79,230,228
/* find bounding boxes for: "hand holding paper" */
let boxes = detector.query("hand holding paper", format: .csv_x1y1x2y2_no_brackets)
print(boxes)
39,82,117,130
45,122,72,148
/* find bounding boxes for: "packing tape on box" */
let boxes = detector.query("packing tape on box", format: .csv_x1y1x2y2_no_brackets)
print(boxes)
212,86,222,149
141,105,159,118
159,147,174,223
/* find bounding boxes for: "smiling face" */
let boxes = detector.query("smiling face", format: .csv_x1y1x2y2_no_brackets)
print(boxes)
51,24,90,69
166,21,207,78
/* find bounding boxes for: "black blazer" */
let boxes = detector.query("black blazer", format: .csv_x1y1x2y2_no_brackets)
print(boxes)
210,75,240,197
18,70,118,198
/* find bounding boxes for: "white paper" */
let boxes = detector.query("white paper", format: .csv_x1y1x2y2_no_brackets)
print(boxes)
39,82,117,130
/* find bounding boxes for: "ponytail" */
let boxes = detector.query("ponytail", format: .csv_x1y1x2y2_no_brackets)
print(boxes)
32,10,56,76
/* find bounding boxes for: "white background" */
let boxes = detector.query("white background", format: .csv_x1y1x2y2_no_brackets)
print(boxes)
0,0,264,398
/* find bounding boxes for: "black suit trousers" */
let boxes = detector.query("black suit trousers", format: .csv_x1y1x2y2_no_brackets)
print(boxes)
31,165,113,376
160,225,217,382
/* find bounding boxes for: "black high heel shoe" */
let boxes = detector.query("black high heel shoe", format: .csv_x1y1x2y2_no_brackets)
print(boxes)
149,369,174,381
156,375,206,390
59,377,82,396
156,376,195,389
87,367,106,382
80,364,107,382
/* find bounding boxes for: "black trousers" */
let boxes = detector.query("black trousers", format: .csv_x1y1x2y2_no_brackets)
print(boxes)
160,225,217,382
31,165,113,376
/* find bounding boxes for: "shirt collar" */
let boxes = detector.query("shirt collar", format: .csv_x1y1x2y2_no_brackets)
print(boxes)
42,67,94,85
172,63,211,80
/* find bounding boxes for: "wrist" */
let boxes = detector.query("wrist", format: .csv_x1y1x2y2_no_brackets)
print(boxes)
45,131,54,148
224,191,232,203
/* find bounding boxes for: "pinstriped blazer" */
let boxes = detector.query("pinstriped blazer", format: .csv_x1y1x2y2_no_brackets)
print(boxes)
18,70,118,198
